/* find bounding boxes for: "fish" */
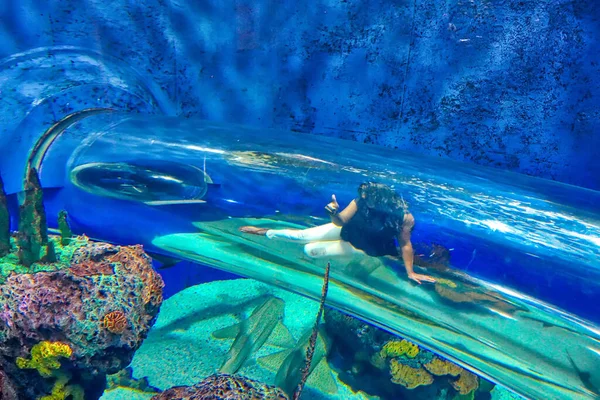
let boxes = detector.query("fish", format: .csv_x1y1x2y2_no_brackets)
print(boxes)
257,327,338,397
566,351,600,398
520,314,592,338
212,296,294,374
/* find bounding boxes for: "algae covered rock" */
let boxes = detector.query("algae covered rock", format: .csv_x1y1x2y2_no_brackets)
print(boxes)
16,168,55,267
0,236,164,399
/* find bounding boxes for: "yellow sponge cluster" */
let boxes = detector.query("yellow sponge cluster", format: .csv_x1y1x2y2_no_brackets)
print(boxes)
16,341,73,377
424,356,463,376
389,359,434,389
39,372,84,400
380,339,420,359
452,370,480,395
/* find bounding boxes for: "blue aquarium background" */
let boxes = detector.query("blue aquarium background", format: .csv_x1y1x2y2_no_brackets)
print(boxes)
1,0,599,189
0,1,599,400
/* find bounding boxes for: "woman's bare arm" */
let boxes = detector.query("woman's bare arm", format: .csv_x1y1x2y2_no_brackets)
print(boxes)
330,199,358,226
398,213,436,284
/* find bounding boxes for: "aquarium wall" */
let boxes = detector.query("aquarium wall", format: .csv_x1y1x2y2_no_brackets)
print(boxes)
1,0,599,190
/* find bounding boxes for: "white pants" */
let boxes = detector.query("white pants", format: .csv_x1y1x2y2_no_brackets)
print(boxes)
265,223,366,258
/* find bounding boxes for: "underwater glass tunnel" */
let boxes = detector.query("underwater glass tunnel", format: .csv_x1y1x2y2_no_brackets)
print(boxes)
0,2,599,400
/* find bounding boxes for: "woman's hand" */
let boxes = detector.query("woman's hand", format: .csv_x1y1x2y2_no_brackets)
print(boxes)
325,194,339,215
408,272,436,284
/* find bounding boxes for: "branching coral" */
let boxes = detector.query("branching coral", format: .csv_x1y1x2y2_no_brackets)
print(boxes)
16,341,72,377
103,311,128,334
389,359,434,389
424,356,463,376
380,339,420,359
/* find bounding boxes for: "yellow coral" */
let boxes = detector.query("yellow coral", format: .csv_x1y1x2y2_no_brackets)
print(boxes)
389,359,434,389
16,341,73,377
39,372,84,400
452,370,479,395
380,339,420,359
424,357,463,376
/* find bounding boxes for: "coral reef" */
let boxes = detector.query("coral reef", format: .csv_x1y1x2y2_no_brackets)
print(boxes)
0,175,10,258
424,357,463,377
151,374,289,400
16,341,73,377
39,371,84,400
103,311,128,334
16,168,56,267
380,339,420,359
324,308,487,399
0,164,164,399
452,370,480,395
0,236,164,399
389,360,434,389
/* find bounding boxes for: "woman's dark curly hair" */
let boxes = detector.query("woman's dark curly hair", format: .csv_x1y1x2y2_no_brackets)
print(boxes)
356,182,407,233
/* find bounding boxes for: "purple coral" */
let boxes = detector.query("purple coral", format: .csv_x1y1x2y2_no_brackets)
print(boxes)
0,239,164,399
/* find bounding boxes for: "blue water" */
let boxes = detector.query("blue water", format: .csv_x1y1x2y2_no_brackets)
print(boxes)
0,3,599,399
2,113,597,399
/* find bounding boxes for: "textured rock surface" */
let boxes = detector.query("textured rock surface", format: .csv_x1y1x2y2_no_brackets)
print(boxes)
151,374,289,400
0,369,18,400
1,0,598,190
0,237,164,399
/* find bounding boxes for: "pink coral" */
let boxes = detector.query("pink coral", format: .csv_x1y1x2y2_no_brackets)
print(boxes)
0,241,164,375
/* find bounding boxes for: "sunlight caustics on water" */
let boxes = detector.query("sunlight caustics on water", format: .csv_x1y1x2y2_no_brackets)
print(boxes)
14,112,598,399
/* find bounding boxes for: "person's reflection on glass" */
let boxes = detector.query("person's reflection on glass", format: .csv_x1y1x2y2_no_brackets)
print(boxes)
240,182,436,285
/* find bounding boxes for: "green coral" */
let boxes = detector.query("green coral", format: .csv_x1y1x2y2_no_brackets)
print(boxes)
0,234,89,283
57,210,73,246
39,371,84,400
16,341,73,378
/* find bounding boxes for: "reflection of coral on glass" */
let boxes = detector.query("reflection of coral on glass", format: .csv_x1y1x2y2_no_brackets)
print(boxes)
103,311,128,334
